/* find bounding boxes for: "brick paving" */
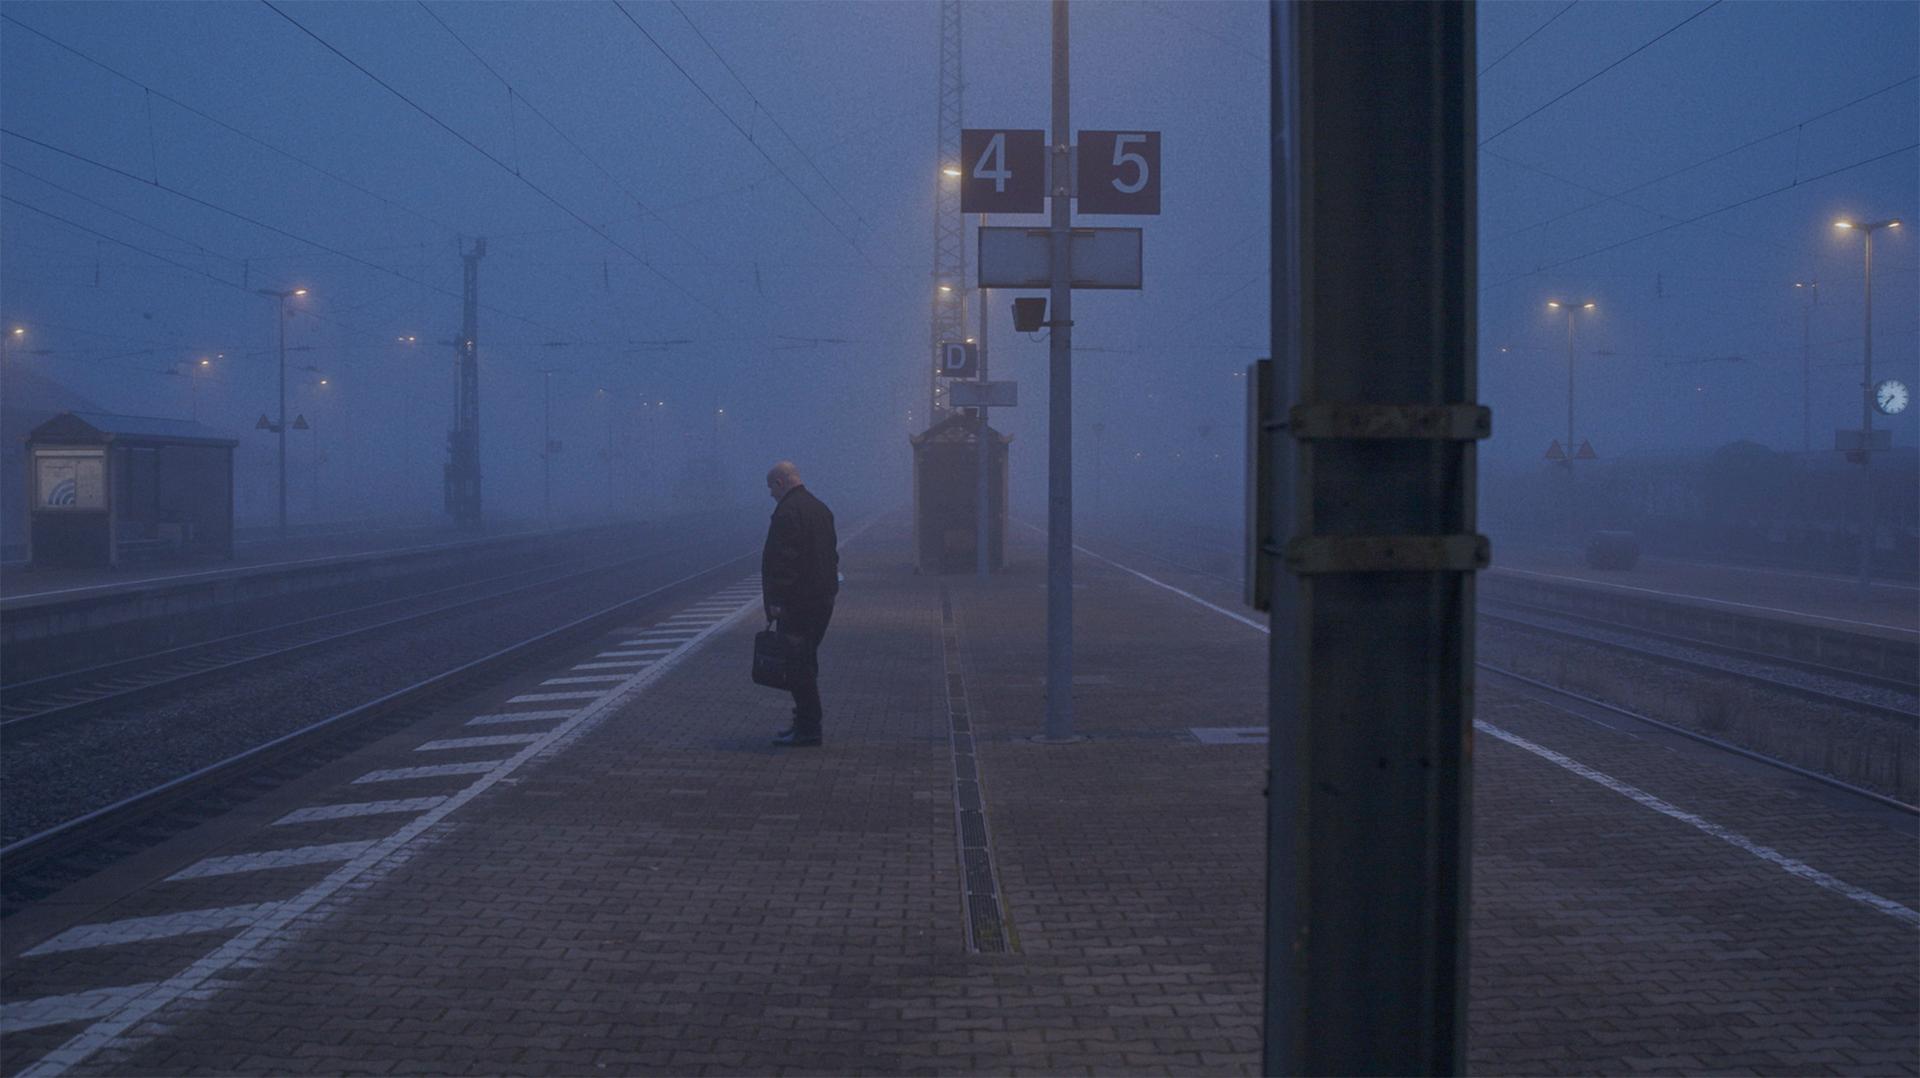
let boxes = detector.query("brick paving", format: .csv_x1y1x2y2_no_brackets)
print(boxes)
3,517,1914,1075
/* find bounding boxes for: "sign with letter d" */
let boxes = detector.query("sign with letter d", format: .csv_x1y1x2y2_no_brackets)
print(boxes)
939,340,979,379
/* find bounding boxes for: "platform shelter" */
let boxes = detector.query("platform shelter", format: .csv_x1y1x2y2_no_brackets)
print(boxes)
909,412,1009,573
24,411,238,568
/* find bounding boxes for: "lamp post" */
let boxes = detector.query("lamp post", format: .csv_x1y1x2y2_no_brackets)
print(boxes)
1547,300,1597,462
255,287,307,536
1834,218,1901,591
2,325,24,364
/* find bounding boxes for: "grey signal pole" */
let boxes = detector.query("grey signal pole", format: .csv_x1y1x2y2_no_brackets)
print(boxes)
256,286,306,536
977,216,993,579
1837,218,1899,592
1044,0,1075,742
1796,280,1817,454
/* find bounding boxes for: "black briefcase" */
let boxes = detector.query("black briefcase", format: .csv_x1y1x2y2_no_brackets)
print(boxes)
752,621,806,690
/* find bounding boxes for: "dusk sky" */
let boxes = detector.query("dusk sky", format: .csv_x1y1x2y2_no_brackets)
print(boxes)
2,1,1914,529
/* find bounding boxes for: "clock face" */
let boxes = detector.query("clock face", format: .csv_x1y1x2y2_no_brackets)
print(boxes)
1876,379,1909,416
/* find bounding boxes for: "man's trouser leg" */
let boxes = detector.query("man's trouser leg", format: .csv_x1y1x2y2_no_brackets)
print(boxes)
785,603,833,737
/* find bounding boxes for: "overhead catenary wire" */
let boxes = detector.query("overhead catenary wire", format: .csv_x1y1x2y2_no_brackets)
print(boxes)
0,12,463,237
668,1,869,231
1490,74,1919,243
412,1,720,269
1479,1,1579,78
259,0,726,321
1484,141,1919,290
1480,0,1724,148
1,127,570,338
608,0,876,269
3,161,242,275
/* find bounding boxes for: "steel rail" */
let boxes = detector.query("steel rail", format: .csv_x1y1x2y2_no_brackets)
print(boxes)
1479,602,1919,727
1477,663,1919,817
0,538,664,731
0,542,756,884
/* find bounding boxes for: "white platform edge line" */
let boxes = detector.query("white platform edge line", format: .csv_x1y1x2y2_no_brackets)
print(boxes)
17,584,765,1077
1053,532,1920,932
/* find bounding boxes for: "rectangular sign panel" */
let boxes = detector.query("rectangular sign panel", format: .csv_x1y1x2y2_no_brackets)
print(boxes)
34,450,105,510
1834,428,1892,451
978,227,1143,290
1077,130,1161,215
949,380,1018,408
937,340,979,379
959,129,1046,214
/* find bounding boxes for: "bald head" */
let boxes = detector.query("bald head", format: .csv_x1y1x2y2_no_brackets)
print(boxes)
767,460,803,501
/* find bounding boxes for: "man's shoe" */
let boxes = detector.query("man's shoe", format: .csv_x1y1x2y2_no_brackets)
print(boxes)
772,728,822,747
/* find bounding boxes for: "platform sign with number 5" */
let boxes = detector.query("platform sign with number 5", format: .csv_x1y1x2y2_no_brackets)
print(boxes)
1077,130,1161,215
959,129,1047,214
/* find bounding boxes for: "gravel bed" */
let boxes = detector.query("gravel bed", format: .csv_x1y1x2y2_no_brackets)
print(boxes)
1,519,762,846
1482,603,1920,719
1477,619,1918,805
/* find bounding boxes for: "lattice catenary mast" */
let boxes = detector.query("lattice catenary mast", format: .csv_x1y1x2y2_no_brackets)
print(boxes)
444,236,485,528
928,0,968,423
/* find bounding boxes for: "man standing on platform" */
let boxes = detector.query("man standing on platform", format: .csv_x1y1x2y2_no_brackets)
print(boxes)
761,460,838,747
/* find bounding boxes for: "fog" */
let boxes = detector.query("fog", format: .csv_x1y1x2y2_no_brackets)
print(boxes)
2,1,1914,571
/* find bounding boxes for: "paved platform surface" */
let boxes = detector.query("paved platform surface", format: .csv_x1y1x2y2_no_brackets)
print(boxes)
2,517,1914,1075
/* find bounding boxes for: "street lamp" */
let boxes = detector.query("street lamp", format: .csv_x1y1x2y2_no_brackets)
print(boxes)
1546,300,1597,465
1833,217,1901,591
256,286,308,536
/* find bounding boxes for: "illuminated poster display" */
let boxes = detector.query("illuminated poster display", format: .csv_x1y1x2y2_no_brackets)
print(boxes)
35,450,106,510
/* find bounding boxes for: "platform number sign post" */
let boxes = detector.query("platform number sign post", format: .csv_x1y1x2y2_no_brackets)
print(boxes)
1077,131,1161,215
939,340,979,380
960,129,1046,214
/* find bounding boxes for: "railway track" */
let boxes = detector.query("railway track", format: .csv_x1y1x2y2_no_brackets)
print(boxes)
0,550,623,729
1477,663,1918,817
1478,598,1918,726
0,541,756,909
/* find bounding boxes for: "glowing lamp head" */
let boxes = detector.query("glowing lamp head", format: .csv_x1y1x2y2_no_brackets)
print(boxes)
9,327,23,337
942,167,962,177
1582,302,1596,310
292,288,308,297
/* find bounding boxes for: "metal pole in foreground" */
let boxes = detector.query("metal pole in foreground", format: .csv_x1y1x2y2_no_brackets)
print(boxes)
276,295,288,536
542,370,554,529
1043,0,1075,741
1859,227,1875,593
977,219,993,579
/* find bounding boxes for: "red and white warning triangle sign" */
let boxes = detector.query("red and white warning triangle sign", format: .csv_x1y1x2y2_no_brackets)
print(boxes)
1544,439,1566,461
1574,440,1597,460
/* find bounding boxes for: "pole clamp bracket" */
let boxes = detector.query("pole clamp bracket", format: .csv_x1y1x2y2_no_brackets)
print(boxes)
1286,403,1491,440
1276,534,1491,573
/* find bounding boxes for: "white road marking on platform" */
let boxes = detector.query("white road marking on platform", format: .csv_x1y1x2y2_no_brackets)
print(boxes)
665,613,718,622
352,761,501,784
573,660,650,670
274,797,446,825
0,983,164,1033
466,707,572,722
1479,722,1920,928
599,648,672,657
1491,566,1918,636
13,569,778,1077
507,691,604,703
166,841,376,882
1190,726,1268,745
415,733,544,752
1080,541,1920,931
23,903,282,957
1072,540,1270,632
619,638,693,647
540,674,628,685
467,709,574,726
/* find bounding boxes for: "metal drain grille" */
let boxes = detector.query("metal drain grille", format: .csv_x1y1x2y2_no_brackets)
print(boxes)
940,586,1013,954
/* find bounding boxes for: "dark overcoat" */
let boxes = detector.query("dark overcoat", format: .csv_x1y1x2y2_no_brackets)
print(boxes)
761,485,839,614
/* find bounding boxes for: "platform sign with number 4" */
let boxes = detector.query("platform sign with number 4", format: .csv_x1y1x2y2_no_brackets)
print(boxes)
1077,130,1160,215
959,129,1047,214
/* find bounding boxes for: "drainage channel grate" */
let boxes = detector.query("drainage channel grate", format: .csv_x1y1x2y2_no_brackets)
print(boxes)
939,586,1013,955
